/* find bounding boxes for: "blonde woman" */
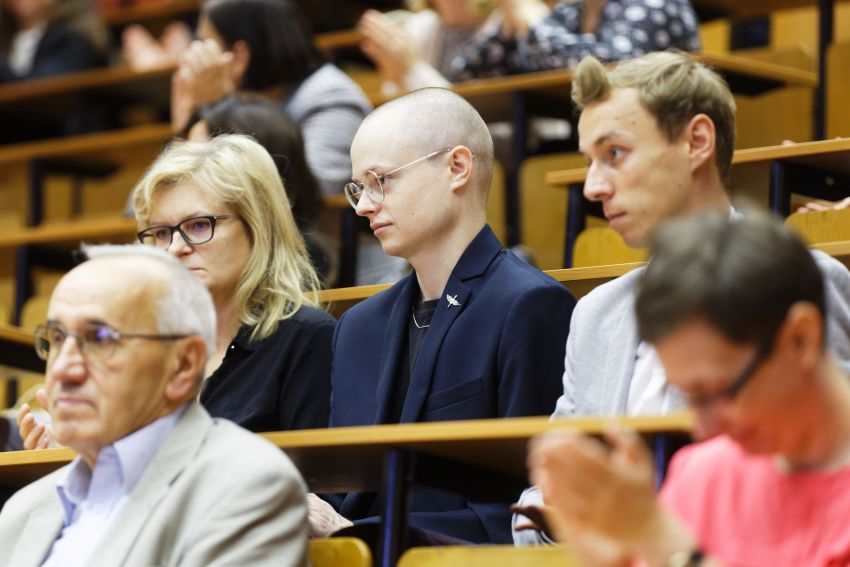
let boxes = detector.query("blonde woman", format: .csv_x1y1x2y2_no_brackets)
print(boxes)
18,134,333,448
133,134,333,432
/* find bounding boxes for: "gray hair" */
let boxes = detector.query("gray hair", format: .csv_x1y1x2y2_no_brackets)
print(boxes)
81,244,216,358
636,209,825,346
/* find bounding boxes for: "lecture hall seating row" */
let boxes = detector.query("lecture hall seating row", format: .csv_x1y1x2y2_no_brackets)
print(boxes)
3,230,848,374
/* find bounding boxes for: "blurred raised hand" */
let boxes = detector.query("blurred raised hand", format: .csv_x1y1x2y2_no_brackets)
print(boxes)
359,10,422,90
171,39,236,130
495,0,550,37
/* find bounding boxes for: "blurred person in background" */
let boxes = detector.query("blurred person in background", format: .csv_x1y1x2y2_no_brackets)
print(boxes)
169,0,371,198
0,0,108,82
453,0,701,79
359,0,498,96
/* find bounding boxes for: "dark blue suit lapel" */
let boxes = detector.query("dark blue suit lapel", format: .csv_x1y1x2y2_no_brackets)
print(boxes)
398,225,502,423
342,278,416,519
373,276,418,424
399,279,471,423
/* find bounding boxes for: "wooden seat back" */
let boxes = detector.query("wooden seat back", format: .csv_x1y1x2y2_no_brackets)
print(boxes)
397,545,584,567
573,226,647,268
785,208,850,244
309,537,372,567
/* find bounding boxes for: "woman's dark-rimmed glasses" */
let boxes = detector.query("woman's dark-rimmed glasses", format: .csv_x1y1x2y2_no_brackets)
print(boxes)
137,215,238,250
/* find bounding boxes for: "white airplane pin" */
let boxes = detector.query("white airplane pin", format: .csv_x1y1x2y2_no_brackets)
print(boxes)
446,294,461,308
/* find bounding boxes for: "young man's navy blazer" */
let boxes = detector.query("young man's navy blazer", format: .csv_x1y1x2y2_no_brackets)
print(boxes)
330,225,577,543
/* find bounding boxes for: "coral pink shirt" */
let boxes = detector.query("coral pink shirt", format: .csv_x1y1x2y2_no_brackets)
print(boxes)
660,436,850,567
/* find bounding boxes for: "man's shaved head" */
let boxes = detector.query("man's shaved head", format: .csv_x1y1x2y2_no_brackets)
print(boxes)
363,88,494,194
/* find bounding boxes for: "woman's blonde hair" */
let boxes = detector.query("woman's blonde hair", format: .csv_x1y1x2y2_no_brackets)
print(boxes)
132,134,321,342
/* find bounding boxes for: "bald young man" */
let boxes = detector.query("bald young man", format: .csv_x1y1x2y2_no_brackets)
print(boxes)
326,88,577,544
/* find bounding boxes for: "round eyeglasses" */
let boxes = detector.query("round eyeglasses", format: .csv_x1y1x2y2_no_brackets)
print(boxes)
34,322,190,364
137,215,238,250
344,148,452,209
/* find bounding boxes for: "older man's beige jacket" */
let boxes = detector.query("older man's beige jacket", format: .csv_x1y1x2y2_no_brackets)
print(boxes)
0,402,309,567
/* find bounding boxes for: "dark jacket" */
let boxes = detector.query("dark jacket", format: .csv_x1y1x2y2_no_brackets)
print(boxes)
0,22,105,83
330,225,576,543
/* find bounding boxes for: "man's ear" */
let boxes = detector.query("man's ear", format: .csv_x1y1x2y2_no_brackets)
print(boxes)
686,114,716,173
448,145,475,193
777,301,824,373
229,40,251,85
165,336,207,403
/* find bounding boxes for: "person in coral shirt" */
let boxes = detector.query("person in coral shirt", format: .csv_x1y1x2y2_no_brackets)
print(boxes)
530,209,850,567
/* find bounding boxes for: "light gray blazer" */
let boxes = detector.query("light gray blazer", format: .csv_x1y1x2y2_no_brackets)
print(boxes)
0,403,310,567
513,249,850,545
552,250,850,419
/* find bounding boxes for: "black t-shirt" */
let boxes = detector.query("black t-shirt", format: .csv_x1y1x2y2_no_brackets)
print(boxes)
389,297,439,423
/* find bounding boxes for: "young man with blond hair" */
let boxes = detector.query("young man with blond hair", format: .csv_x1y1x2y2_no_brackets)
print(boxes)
513,50,850,544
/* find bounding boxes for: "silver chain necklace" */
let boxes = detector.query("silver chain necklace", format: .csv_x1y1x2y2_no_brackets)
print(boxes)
411,307,430,329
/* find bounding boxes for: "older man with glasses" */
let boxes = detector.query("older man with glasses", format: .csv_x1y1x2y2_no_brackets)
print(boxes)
530,210,850,567
0,244,309,567
308,88,577,545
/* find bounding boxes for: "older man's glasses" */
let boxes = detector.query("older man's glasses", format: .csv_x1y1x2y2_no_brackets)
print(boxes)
344,148,452,208
137,215,238,250
688,338,774,410
35,322,189,363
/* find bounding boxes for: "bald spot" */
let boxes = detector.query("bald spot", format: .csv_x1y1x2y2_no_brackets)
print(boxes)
52,256,170,331
362,88,494,194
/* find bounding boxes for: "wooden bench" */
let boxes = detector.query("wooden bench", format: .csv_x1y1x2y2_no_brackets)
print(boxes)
0,47,818,248
786,207,850,243
2,200,350,325
316,261,644,319
0,66,172,135
548,138,850,266
0,413,692,566
0,26,386,127
397,546,583,567
692,0,839,138
99,0,203,27
310,538,372,567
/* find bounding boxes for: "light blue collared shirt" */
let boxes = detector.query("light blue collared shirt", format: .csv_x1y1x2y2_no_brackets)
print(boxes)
42,406,186,567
